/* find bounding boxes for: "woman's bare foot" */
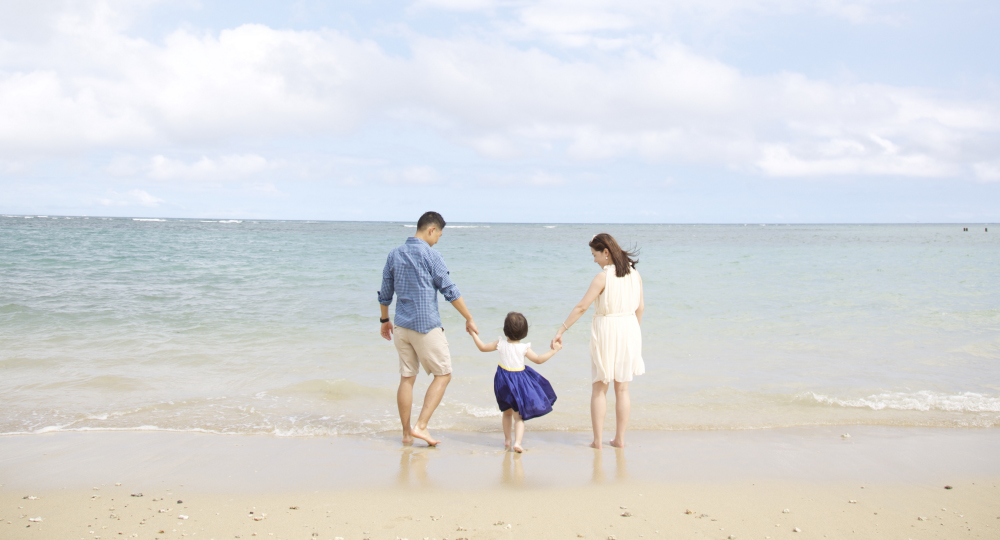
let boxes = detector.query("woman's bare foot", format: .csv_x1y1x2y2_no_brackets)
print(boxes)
590,441,602,449
409,426,440,447
512,444,523,453
609,439,625,448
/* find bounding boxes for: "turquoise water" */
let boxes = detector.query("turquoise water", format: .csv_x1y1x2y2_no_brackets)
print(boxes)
1,215,998,436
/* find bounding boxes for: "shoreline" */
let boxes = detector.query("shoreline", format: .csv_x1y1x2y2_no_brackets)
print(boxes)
3,427,998,539
2,426,1000,491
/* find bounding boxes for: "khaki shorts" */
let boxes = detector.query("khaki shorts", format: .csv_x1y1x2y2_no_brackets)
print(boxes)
394,326,452,377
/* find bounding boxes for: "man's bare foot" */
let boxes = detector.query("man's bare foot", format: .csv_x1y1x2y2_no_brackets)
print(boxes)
410,426,440,447
513,444,523,453
609,439,625,448
402,435,413,445
590,441,602,449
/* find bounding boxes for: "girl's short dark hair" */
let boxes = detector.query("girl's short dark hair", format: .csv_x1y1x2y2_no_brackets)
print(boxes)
503,312,529,341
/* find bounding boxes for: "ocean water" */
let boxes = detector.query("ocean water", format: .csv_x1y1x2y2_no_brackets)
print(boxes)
1,215,998,437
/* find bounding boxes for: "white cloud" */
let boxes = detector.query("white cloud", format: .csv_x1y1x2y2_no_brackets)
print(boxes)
0,0,995,183
973,162,1000,183
385,166,442,185
97,188,164,207
105,153,279,181
416,0,910,33
148,154,275,181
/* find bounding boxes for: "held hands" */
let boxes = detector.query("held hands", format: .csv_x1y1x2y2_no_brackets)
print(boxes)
550,339,563,352
466,318,479,335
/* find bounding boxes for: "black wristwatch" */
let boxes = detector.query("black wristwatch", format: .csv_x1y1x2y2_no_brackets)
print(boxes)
380,317,390,323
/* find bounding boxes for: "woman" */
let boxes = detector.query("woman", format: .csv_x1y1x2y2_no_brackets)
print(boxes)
553,233,644,449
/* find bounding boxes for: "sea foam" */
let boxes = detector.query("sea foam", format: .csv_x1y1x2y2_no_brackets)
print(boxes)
806,391,1000,413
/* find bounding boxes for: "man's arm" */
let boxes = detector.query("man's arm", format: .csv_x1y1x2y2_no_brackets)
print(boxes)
378,253,394,341
451,297,478,336
380,304,392,341
429,252,477,335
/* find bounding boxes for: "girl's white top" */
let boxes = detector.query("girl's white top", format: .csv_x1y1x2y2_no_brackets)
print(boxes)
497,337,530,371
590,265,645,383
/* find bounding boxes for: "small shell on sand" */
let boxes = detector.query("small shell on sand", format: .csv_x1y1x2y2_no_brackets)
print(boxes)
620,512,632,517
115,483,121,486
684,509,694,514
792,527,801,532
289,506,299,510
944,485,953,489
918,516,927,521
849,500,857,504
131,493,143,497
841,433,851,438
23,496,37,500
28,517,42,522
179,515,188,520
782,509,790,513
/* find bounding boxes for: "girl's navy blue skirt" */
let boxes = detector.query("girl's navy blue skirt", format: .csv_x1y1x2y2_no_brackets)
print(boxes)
493,365,557,420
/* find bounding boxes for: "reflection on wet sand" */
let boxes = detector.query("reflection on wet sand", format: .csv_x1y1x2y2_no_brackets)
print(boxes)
592,447,628,483
501,450,525,486
398,447,432,487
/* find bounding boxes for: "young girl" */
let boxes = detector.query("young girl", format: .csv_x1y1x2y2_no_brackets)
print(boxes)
469,311,561,452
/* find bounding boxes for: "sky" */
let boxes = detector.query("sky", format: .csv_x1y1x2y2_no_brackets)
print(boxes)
1,0,998,223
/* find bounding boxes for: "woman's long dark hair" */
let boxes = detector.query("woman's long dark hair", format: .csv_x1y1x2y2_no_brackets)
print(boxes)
589,233,639,277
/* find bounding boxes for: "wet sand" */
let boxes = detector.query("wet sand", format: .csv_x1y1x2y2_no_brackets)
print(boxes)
2,427,999,539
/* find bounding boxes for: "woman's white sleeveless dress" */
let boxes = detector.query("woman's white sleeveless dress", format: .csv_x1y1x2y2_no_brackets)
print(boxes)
590,265,644,384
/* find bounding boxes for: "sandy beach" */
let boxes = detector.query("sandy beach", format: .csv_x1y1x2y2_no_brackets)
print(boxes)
3,427,998,539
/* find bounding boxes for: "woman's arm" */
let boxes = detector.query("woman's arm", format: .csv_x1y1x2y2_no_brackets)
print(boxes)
525,341,562,364
470,331,498,352
635,273,644,325
552,271,606,346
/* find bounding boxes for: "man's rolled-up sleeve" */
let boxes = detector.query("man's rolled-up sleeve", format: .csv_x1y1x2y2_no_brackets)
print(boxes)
377,253,394,305
430,253,461,302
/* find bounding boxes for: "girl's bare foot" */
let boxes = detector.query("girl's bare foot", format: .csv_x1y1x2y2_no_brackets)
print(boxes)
409,426,440,447
512,444,523,453
590,441,602,449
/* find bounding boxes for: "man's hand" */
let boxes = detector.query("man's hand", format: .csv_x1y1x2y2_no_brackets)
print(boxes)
380,321,393,341
465,319,478,336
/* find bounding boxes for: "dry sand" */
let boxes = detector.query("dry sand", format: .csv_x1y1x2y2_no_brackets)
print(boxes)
2,427,999,539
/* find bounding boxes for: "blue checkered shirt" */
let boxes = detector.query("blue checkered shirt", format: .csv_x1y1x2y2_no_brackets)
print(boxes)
378,237,461,334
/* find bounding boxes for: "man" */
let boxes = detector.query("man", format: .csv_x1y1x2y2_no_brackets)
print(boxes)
378,211,477,446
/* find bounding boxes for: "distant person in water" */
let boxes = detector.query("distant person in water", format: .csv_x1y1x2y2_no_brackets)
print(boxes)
378,211,478,446
552,233,644,449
